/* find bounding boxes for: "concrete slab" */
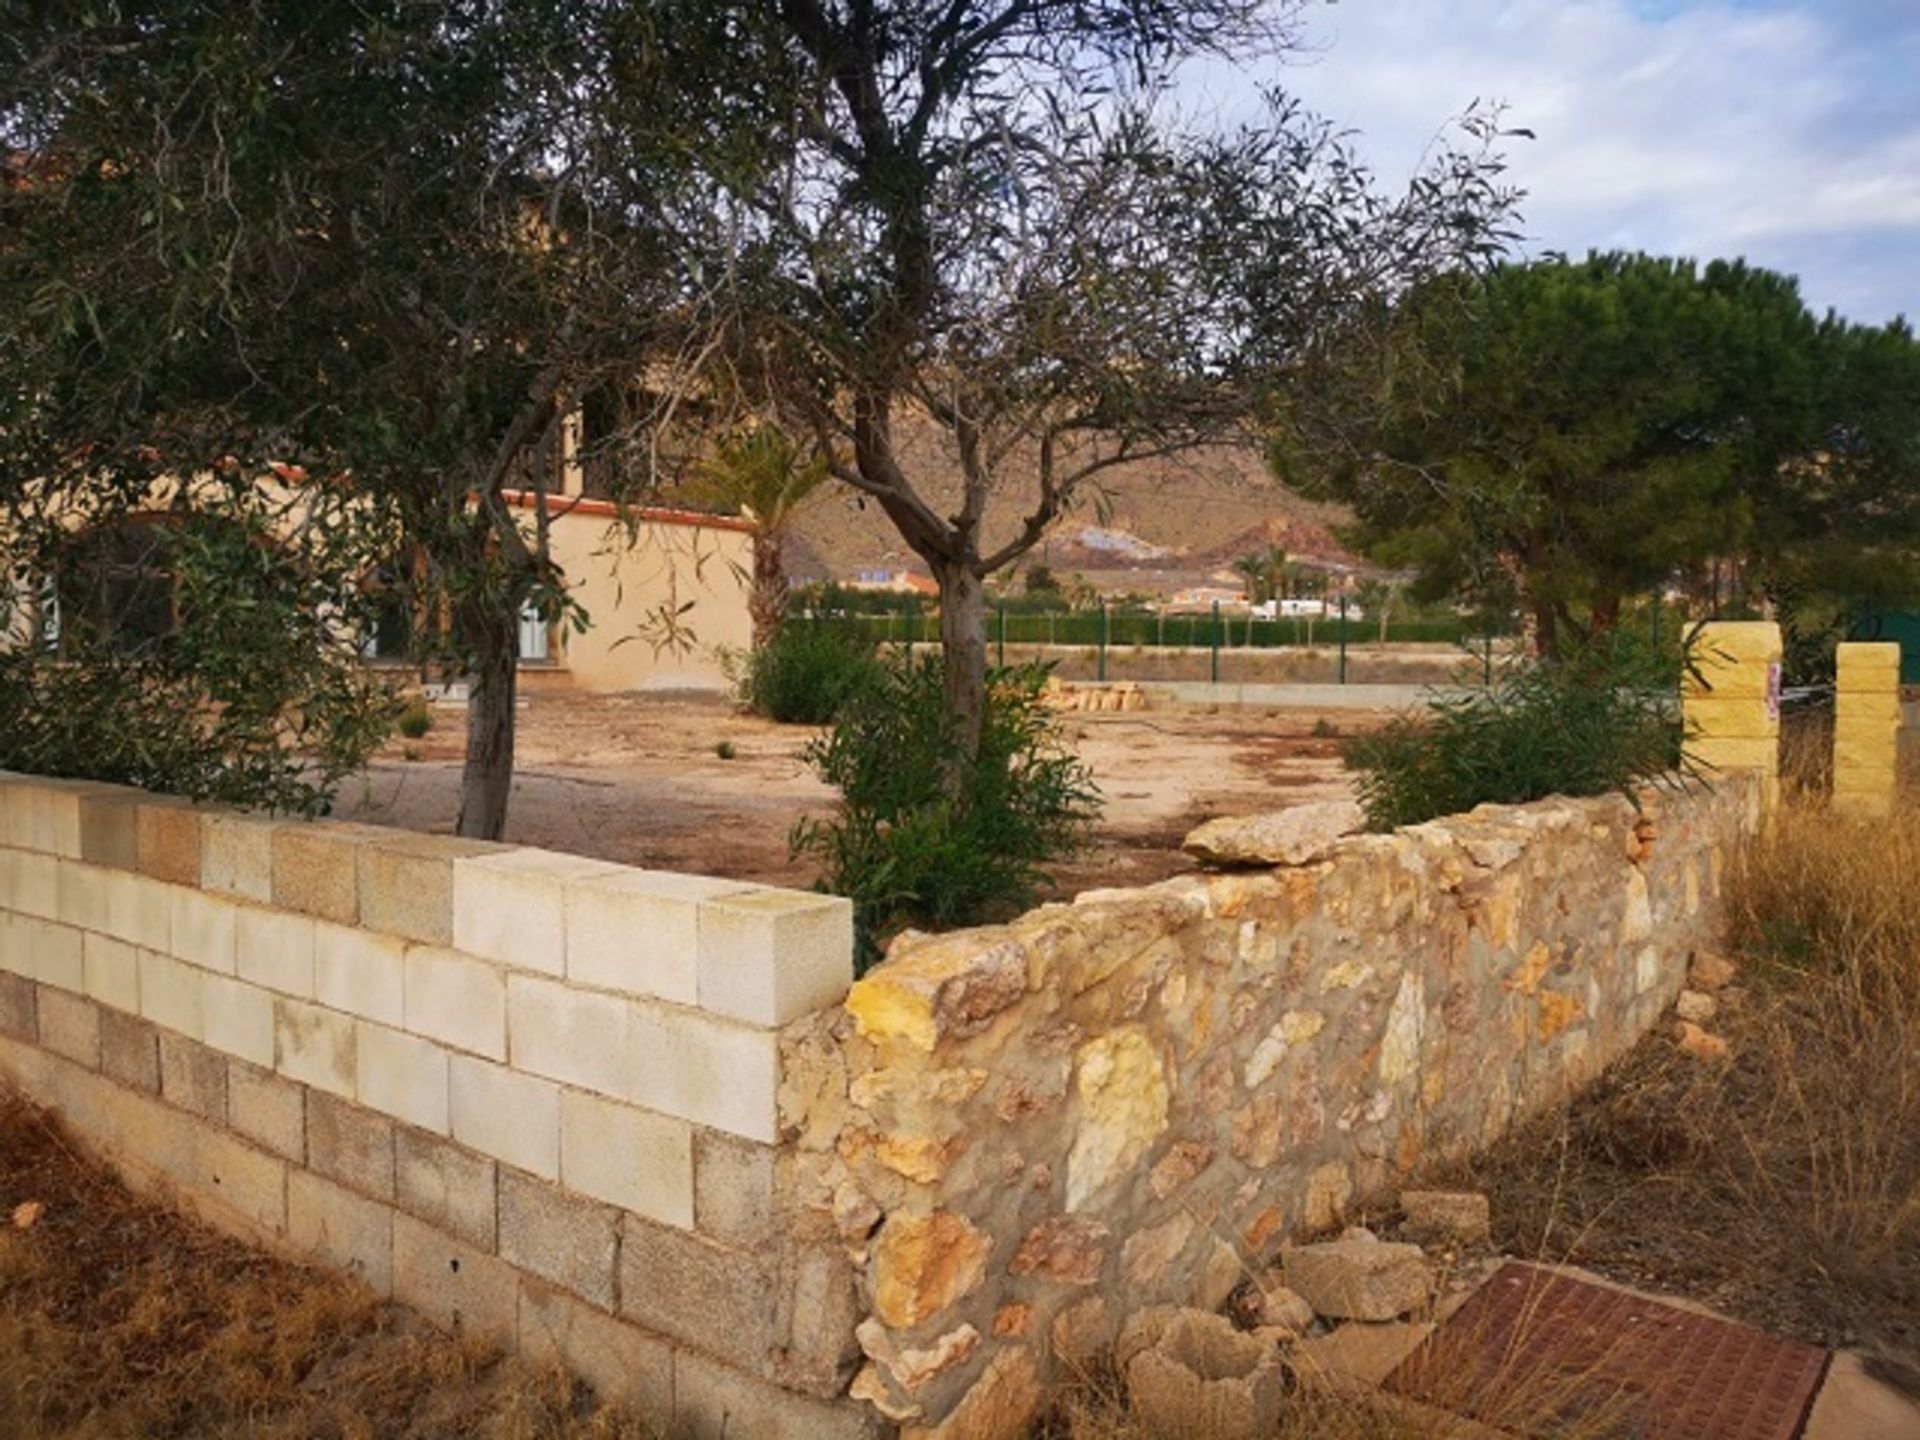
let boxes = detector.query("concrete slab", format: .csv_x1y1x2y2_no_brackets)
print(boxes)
1804,1352,1920,1440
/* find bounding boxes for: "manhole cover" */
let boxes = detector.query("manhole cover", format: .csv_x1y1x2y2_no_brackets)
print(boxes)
1383,1263,1830,1440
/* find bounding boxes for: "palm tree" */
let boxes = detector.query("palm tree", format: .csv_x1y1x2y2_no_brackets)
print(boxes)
691,424,830,649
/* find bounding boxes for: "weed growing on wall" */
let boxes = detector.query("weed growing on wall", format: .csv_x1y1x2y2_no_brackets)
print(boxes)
1344,632,1684,829
794,655,1101,970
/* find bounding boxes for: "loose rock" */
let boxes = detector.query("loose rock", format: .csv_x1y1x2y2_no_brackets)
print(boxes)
1182,801,1366,869
1280,1240,1431,1322
1674,1020,1732,1062
1124,1309,1286,1440
1253,1282,1316,1335
1398,1190,1491,1247
1689,950,1739,991
1674,989,1718,1023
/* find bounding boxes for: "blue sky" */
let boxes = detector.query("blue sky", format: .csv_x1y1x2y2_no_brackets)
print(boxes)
1187,0,1920,325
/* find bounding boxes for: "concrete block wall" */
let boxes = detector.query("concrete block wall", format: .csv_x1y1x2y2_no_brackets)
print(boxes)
0,770,876,1440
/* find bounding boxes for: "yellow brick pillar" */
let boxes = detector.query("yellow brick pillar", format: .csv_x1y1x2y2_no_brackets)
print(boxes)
1682,621,1782,812
1833,641,1901,818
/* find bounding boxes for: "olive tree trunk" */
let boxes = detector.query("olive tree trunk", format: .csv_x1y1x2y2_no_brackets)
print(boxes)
456,603,518,840
932,558,988,762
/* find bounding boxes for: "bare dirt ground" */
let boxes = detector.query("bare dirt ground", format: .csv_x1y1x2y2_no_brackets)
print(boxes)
336,691,1388,896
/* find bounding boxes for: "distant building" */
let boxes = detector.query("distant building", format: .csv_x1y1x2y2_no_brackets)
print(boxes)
844,569,939,598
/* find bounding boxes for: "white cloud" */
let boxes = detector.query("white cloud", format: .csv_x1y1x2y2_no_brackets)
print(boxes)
1184,0,1920,322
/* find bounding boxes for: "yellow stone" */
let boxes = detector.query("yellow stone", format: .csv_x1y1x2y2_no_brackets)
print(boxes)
1835,789,1893,820
1834,734,1898,772
1835,691,1902,722
1833,764,1897,794
1537,990,1583,1042
1682,697,1777,741
1505,941,1552,997
847,974,940,1056
1685,736,1779,773
1064,1028,1169,1211
1835,641,1900,677
902,1344,1040,1440
1694,621,1783,663
871,1211,992,1329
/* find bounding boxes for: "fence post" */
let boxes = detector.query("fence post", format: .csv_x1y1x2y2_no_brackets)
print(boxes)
1338,594,1348,684
1682,620,1783,816
1833,641,1901,818
1210,601,1220,684
1097,598,1108,683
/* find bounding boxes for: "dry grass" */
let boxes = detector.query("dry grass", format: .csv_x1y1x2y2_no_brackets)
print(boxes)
1452,793,1920,1370
0,1094,663,1440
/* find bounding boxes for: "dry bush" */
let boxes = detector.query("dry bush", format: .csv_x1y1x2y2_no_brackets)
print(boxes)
1454,795,1920,1364
0,1095,666,1440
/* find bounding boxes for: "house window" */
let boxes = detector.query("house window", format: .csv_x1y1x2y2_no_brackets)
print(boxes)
57,516,180,656
518,602,550,662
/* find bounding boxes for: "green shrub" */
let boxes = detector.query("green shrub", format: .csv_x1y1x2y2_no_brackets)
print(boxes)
741,621,879,725
714,739,737,760
397,697,434,739
793,655,1102,971
1344,632,1683,830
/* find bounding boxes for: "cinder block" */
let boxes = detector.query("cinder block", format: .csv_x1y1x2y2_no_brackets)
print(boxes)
274,996,357,1098
189,1125,288,1233
625,998,781,1143
518,1281,675,1419
674,1348,881,1440
158,1032,229,1121
77,791,139,871
289,1169,394,1296
56,859,109,934
1835,733,1899,772
404,946,506,1060
202,813,276,902
37,985,100,1067
0,971,34,1040
315,924,405,1026
392,1210,518,1343
498,1169,619,1311
1835,641,1900,678
695,889,854,1026
0,846,60,919
201,972,276,1068
228,1058,306,1161
5,777,89,858
1835,692,1902,722
618,1213,775,1367
169,888,238,974
13,916,84,991
235,907,317,998
307,1089,395,1200
138,948,205,1040
449,1055,560,1179
559,1089,694,1228
454,848,622,975
359,834,500,947
1684,736,1779,774
1681,696,1776,742
271,825,362,924
357,1021,450,1134
693,1129,777,1249
103,871,172,951
99,1008,161,1092
566,869,753,1004
506,974,630,1096
395,1126,498,1251
83,932,141,1013
135,800,203,886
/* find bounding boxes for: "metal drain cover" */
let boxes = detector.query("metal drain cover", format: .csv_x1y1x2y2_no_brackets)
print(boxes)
1383,1263,1830,1440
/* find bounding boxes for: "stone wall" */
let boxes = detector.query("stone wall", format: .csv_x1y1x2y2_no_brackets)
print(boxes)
0,770,874,1440
0,766,1761,1439
784,775,1760,1435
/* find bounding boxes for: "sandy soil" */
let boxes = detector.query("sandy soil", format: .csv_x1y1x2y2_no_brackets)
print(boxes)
336,691,1388,895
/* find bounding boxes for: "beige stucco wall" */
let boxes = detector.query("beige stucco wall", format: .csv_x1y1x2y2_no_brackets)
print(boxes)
532,504,753,695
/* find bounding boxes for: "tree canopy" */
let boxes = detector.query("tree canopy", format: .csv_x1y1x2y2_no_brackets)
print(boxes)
1276,252,1920,656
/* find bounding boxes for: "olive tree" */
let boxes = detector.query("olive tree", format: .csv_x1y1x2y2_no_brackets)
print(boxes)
654,0,1520,759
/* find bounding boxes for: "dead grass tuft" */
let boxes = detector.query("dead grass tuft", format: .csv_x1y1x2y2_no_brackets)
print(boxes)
1450,795,1920,1366
0,1094,667,1439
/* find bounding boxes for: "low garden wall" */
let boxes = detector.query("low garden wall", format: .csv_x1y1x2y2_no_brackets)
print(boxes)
0,766,1761,1438
788,772,1761,1434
